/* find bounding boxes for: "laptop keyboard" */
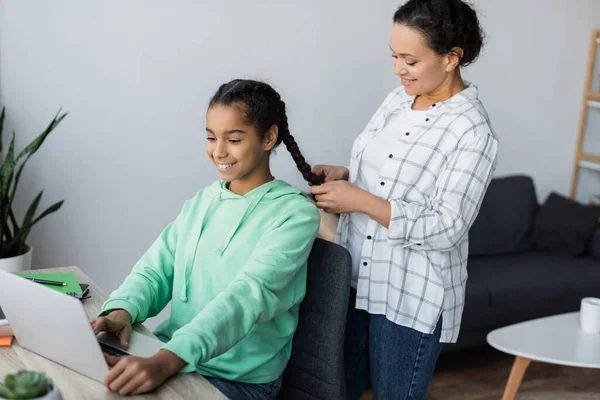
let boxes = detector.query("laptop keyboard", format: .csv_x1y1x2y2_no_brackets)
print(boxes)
99,341,128,357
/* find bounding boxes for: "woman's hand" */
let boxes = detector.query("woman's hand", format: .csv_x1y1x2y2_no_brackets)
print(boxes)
311,181,392,226
104,350,186,396
311,181,367,214
311,165,349,183
90,309,133,349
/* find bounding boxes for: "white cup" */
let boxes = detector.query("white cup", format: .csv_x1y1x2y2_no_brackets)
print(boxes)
580,297,600,334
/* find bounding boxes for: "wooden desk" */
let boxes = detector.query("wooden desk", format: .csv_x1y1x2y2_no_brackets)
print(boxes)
0,266,227,400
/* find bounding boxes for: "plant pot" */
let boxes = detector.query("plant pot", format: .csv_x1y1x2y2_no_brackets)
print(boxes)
0,384,62,400
0,246,32,273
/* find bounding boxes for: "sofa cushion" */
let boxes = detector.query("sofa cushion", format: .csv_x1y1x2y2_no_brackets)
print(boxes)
468,175,538,256
533,192,600,258
468,252,600,307
590,228,600,261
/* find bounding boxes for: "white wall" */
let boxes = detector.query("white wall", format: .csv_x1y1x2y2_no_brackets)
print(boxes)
468,0,600,204
1,1,599,327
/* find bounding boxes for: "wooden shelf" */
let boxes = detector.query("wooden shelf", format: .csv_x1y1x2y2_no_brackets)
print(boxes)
571,30,600,197
581,153,600,163
580,159,600,172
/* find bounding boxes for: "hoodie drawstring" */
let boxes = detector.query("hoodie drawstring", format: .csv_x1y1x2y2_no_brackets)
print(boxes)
179,191,221,302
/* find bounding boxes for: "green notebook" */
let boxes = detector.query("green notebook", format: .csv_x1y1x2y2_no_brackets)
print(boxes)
18,272,83,297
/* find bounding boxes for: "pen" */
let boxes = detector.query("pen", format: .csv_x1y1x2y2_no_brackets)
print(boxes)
25,278,66,286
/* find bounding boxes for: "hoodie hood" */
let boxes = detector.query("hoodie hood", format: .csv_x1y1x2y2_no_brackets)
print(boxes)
179,179,306,302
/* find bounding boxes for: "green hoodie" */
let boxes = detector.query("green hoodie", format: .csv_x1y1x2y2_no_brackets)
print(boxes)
99,179,320,383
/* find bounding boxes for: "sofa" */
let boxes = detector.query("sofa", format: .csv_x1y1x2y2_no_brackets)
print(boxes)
448,175,600,350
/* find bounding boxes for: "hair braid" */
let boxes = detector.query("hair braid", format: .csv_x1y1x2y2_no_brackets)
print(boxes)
278,108,325,186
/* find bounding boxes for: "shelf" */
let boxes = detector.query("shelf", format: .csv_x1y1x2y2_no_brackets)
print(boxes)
571,31,600,198
580,159,600,172
581,153,600,163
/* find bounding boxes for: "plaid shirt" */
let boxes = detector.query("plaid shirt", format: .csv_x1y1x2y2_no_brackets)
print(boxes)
336,82,498,343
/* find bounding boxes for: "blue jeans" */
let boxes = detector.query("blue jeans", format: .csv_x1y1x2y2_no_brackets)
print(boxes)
344,288,444,400
206,375,282,400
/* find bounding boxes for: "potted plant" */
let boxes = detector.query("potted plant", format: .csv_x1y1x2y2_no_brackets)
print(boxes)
0,371,62,400
0,107,66,273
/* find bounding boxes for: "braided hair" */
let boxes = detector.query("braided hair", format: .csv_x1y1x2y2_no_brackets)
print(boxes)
208,79,324,186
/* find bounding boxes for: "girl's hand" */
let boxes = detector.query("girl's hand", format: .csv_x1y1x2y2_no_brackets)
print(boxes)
90,309,132,349
104,350,186,396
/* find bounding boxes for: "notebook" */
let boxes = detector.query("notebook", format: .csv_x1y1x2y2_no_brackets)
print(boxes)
17,272,83,297
0,336,13,347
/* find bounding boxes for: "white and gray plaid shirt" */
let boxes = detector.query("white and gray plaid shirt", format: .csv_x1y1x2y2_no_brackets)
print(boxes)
336,82,498,343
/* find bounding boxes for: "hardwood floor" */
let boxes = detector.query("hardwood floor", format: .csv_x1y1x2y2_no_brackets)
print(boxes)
359,346,600,400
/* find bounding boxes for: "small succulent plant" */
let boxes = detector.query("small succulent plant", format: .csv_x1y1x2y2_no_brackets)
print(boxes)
0,371,52,399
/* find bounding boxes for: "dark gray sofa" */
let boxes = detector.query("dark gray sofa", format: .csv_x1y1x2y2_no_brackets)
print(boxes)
447,175,600,351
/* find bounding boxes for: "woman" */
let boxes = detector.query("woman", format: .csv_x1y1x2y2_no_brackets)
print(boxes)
311,1,499,398
90,79,322,400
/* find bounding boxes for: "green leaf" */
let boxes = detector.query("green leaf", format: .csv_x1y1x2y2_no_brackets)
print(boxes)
11,191,43,252
15,200,64,256
15,110,67,162
9,208,19,233
7,157,39,244
0,382,18,399
0,134,16,201
0,134,16,245
32,200,64,226
0,209,20,256
0,106,5,158
3,221,13,243
22,192,43,229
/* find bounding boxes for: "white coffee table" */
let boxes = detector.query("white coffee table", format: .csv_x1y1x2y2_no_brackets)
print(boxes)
487,312,600,400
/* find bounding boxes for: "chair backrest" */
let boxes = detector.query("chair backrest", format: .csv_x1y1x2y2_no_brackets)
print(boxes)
278,238,352,400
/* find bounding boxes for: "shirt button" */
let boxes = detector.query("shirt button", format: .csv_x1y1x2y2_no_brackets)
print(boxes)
363,262,368,266
388,154,393,158
417,243,422,246
425,118,430,122
432,103,436,107
380,182,385,186
405,132,410,136
367,235,372,240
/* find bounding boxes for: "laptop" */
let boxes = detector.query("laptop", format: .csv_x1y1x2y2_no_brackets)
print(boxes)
0,269,165,383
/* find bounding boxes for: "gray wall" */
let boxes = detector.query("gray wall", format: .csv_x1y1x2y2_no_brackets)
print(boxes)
1,1,600,327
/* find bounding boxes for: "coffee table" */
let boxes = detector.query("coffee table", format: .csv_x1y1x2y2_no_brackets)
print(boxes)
487,312,600,400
